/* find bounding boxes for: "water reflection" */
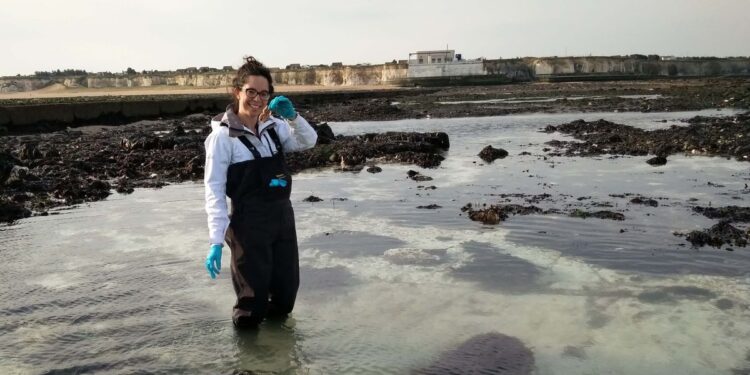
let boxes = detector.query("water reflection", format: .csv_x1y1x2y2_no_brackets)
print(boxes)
232,319,301,374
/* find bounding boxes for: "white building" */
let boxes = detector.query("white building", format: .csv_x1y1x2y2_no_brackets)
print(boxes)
408,50,457,65
407,49,484,78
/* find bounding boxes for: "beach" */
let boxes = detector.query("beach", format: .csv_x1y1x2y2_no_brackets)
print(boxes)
2,78,750,373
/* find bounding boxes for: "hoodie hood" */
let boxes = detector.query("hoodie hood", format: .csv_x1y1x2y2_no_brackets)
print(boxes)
210,104,278,137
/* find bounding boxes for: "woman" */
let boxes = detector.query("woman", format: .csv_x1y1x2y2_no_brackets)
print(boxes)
203,56,317,328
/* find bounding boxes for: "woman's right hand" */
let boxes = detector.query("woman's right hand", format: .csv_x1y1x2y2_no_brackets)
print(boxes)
259,106,272,123
205,244,223,279
269,96,298,120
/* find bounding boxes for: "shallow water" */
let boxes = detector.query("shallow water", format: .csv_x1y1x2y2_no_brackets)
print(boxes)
2,109,750,374
436,94,663,105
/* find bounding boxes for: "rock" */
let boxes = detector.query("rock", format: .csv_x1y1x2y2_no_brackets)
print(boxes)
311,122,335,144
417,204,442,209
0,113,452,224
0,199,31,223
303,195,323,202
116,182,135,194
715,298,734,310
733,145,750,160
16,143,41,160
546,114,750,163
478,145,509,163
569,209,625,221
414,333,534,375
121,133,161,151
382,152,444,169
52,177,111,203
5,166,30,186
184,155,203,177
339,154,365,171
0,151,19,185
542,124,558,133
461,203,544,225
407,170,433,181
630,197,659,207
693,206,750,222
647,155,667,166
366,166,382,173
42,147,60,158
681,220,748,248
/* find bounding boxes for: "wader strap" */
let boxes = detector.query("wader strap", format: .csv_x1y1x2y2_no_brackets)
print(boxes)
219,122,262,159
267,128,283,154
237,136,262,159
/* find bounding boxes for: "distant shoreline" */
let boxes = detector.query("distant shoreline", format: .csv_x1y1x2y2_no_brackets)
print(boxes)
2,78,748,135
0,84,399,100
4,55,749,97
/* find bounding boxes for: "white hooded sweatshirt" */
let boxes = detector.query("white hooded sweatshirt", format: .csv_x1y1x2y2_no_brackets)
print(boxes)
203,107,318,245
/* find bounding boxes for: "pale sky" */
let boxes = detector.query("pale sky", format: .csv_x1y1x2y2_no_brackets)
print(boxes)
2,0,749,76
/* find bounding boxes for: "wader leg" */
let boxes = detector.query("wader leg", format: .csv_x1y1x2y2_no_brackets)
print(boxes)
226,213,274,328
268,204,300,318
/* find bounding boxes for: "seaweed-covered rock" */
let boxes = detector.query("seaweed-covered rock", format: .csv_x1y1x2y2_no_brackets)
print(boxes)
630,197,659,207
16,143,42,160
311,122,335,144
4,166,32,187
569,209,625,221
286,131,449,172
646,155,667,166
120,133,163,151
478,145,509,163
0,115,450,224
544,113,750,162
461,203,544,225
693,206,750,222
407,170,433,181
0,199,31,222
0,151,18,184
681,220,748,248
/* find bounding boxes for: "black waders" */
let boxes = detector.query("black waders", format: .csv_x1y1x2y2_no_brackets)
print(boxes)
223,127,299,328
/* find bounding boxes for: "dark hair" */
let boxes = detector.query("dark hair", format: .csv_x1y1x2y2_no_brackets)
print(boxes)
230,56,274,112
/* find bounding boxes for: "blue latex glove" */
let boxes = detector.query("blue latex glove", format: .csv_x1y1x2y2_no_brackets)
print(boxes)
269,178,288,188
268,96,297,120
205,244,222,279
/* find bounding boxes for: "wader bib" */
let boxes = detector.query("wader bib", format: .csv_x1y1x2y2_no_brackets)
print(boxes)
223,126,299,327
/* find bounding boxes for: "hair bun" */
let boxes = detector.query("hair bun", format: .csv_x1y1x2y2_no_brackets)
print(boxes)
244,56,260,66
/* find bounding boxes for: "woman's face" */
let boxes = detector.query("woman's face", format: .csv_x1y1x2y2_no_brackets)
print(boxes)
235,75,270,117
